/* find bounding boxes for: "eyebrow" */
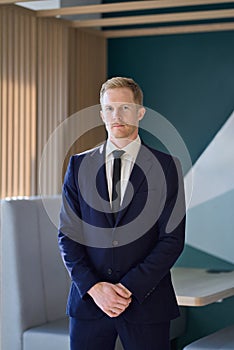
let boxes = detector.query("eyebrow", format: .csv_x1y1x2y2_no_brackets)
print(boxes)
103,102,133,106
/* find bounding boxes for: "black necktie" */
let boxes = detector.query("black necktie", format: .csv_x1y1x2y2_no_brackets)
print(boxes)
112,150,125,219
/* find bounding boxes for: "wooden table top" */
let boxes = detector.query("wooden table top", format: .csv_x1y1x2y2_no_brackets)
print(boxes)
171,267,234,306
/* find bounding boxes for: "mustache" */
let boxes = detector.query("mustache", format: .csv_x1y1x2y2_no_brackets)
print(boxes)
111,122,126,126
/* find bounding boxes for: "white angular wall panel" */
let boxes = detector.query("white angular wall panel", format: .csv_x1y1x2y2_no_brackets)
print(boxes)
186,190,234,264
185,110,234,263
185,110,234,210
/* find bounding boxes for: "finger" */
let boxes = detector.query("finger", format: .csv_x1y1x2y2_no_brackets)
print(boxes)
107,308,123,318
114,283,131,298
105,287,131,306
104,309,119,318
113,302,129,312
115,283,132,298
120,284,132,297
113,296,131,308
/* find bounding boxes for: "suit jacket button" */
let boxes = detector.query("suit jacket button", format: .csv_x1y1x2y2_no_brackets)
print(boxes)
107,268,113,275
112,240,119,246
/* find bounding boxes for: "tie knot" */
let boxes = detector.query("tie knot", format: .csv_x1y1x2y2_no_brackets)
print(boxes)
112,150,125,159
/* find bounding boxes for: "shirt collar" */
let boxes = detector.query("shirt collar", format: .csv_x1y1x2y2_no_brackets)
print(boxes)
106,135,141,161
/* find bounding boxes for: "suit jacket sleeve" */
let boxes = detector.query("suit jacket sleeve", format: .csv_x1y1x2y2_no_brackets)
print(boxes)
119,156,186,304
58,156,100,299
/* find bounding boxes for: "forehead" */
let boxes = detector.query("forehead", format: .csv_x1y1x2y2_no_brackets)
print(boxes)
102,87,135,104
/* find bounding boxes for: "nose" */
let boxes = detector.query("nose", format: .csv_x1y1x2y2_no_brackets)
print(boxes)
112,107,122,120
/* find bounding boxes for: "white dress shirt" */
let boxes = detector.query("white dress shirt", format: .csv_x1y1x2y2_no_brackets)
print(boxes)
105,135,141,206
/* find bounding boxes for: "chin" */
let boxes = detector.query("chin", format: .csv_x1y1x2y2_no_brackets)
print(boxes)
112,132,127,138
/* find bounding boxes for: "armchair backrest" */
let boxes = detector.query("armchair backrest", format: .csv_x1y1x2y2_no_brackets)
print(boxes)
1,196,70,350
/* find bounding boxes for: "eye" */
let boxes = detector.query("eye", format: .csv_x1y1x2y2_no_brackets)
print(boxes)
104,105,113,112
123,105,130,111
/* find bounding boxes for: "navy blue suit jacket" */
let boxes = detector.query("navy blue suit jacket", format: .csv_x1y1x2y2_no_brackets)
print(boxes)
58,142,185,324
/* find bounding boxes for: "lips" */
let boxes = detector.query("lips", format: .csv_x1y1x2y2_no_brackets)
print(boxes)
112,124,125,128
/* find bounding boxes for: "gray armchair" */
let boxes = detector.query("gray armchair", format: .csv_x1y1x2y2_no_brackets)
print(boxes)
1,196,70,350
0,196,186,350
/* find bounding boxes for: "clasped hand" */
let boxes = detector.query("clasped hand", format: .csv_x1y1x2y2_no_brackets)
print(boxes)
88,282,132,318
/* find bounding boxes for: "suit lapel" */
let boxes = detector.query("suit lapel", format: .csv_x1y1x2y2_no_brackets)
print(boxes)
115,144,153,226
91,143,115,227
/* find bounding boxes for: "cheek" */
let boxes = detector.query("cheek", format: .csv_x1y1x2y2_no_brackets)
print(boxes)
101,114,110,125
126,114,139,126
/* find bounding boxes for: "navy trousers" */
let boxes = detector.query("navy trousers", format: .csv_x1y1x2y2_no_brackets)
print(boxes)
70,315,170,350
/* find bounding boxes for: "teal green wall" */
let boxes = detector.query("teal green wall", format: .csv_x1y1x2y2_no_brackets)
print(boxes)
108,31,234,163
108,31,234,348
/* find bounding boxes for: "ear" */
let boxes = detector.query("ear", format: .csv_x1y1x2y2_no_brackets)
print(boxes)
138,107,146,121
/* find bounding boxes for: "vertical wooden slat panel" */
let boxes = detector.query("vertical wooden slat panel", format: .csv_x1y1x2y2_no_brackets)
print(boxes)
28,11,37,196
0,9,7,197
0,5,107,198
37,17,69,195
25,14,30,195
38,18,46,194
19,10,25,196
76,29,107,110
30,13,37,195
13,8,19,195
0,8,2,195
7,7,13,196
68,28,107,114
0,5,36,198
47,19,52,194
37,18,45,195
62,28,107,176
1,7,8,197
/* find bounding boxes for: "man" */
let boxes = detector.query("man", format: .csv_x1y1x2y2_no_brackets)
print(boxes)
58,77,186,350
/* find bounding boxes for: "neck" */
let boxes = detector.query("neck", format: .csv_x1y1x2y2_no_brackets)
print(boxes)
110,134,139,149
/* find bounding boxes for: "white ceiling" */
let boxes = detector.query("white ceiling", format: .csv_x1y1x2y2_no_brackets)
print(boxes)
16,0,60,10
16,0,102,11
